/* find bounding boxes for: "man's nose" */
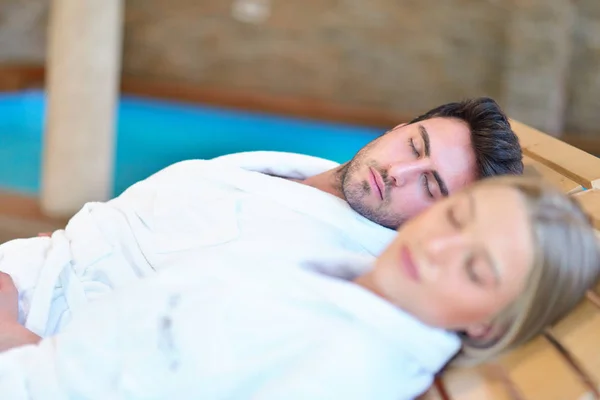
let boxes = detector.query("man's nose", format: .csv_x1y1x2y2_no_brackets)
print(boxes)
388,159,432,187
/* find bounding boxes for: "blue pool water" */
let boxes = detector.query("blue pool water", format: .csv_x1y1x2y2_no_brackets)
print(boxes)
0,90,381,197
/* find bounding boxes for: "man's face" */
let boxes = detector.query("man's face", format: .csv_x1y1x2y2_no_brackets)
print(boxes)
341,117,477,229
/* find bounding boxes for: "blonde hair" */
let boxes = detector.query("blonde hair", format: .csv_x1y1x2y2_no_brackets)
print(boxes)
451,176,600,366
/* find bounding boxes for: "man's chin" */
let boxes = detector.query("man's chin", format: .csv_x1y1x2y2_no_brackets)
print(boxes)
360,209,404,231
346,200,391,228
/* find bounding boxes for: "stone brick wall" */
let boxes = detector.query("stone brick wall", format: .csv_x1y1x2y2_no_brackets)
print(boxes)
123,0,510,117
0,0,47,62
0,0,598,138
565,0,600,135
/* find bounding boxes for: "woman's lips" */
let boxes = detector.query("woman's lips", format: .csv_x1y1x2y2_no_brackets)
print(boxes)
400,245,421,282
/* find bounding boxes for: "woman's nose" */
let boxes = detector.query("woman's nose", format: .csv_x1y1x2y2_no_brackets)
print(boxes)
424,232,468,268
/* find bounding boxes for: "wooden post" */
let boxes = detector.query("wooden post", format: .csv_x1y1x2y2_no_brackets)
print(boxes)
41,0,123,218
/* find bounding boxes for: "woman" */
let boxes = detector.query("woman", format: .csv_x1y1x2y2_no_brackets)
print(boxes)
357,175,600,366
0,176,598,399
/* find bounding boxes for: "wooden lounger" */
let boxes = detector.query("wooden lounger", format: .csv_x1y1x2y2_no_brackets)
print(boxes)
419,120,600,400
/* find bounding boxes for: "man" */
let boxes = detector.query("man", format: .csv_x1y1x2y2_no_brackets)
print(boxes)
215,97,521,229
0,97,521,339
302,97,522,229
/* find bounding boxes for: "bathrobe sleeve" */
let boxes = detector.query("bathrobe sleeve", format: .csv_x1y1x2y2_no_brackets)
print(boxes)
0,264,437,400
0,316,422,400
238,334,432,400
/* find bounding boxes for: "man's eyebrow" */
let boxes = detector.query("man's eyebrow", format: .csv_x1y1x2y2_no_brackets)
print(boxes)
420,124,431,157
419,124,449,197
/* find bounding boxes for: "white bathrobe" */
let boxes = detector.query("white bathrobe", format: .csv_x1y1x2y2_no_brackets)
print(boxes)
0,253,461,400
0,151,397,337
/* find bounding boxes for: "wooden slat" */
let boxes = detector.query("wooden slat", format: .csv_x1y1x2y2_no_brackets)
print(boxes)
510,119,600,189
442,364,516,400
589,288,600,307
550,300,600,388
498,335,589,399
571,190,600,230
562,134,600,157
523,155,583,194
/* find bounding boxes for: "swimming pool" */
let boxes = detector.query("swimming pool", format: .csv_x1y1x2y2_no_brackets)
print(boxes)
0,90,381,197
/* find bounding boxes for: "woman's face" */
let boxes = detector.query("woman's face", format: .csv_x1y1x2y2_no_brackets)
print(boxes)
368,182,534,338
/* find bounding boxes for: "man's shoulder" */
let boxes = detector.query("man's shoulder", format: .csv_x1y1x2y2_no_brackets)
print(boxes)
212,150,337,164
210,151,340,179
148,151,338,178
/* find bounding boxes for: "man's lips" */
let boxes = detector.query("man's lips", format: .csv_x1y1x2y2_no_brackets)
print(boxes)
369,167,384,200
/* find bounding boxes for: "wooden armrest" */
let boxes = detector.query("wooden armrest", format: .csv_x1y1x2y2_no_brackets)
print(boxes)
571,190,600,230
510,119,600,189
549,299,600,389
522,155,583,195
497,335,589,399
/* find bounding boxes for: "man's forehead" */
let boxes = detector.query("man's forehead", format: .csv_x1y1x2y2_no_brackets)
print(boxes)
421,117,471,141
424,119,477,192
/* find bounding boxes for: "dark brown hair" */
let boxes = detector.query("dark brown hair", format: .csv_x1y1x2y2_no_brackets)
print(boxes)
409,97,523,179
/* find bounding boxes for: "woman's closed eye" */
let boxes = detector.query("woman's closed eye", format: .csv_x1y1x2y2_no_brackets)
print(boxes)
447,194,475,229
466,257,498,288
466,258,482,285
447,206,462,229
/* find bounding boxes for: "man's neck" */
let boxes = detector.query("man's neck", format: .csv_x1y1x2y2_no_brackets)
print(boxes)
298,164,346,200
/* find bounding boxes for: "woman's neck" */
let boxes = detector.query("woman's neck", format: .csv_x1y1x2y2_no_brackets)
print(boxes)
353,272,386,300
